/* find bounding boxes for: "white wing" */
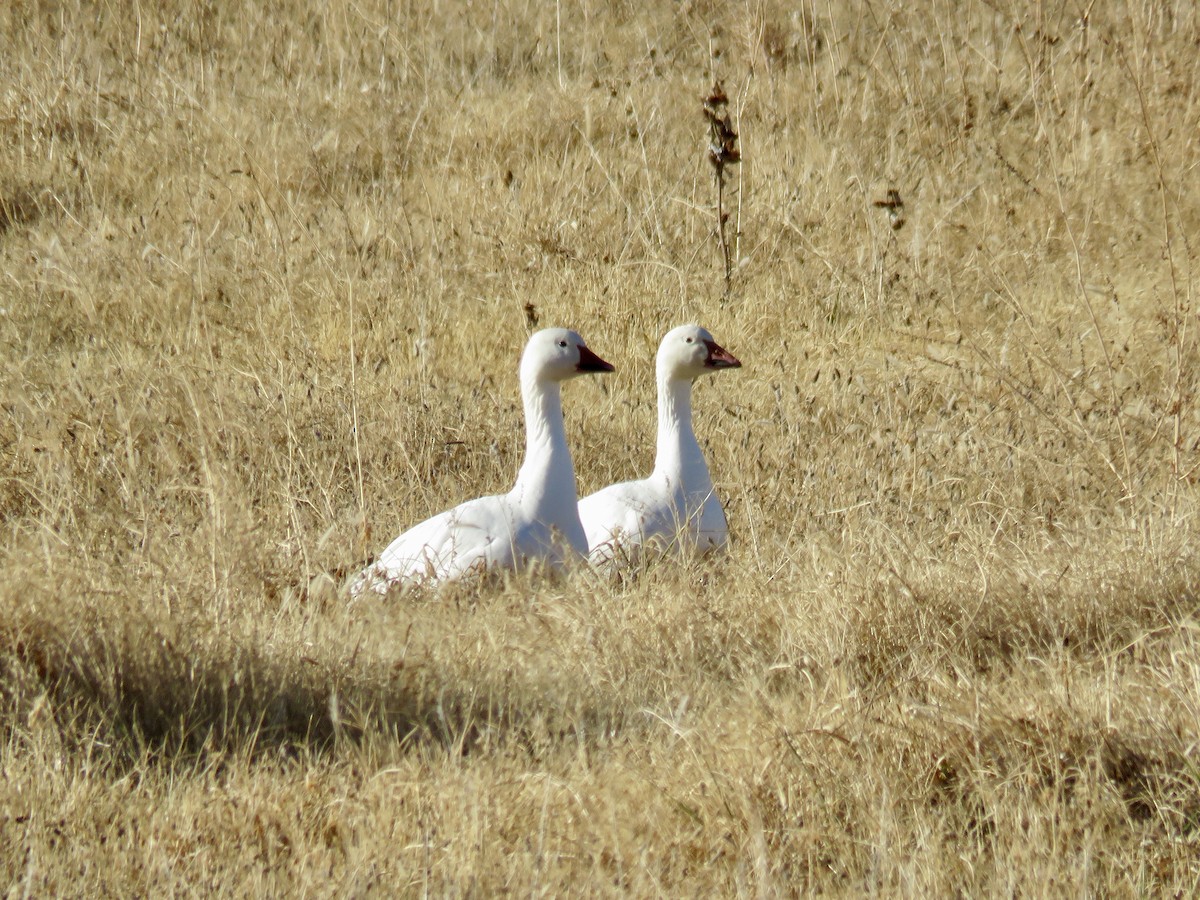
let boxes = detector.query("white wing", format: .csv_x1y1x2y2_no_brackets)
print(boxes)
351,494,519,595
579,476,727,564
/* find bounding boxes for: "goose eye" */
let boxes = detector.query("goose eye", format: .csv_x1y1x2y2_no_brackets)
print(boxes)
685,337,694,343
557,340,568,348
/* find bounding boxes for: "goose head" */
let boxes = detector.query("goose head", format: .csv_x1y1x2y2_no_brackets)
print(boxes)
521,328,615,384
657,324,742,382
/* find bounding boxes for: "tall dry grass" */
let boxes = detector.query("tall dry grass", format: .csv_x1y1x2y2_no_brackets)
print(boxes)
2,0,1199,893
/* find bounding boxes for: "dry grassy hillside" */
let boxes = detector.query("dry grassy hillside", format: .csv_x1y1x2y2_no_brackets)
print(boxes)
2,0,1199,893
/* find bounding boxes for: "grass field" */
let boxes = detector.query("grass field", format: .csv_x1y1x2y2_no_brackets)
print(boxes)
2,0,1200,893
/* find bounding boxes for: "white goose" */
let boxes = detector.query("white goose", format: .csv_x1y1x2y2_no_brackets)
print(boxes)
351,328,614,594
579,324,741,564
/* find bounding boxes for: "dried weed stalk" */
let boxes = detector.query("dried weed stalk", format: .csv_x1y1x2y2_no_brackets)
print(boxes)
703,80,740,294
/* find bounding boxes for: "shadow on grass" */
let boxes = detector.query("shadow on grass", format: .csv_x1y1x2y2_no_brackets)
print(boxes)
847,553,1200,688
0,596,618,768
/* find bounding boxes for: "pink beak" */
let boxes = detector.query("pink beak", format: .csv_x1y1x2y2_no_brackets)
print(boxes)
704,340,742,369
576,344,615,373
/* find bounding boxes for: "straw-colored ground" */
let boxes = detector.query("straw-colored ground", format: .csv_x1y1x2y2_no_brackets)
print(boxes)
2,0,1199,893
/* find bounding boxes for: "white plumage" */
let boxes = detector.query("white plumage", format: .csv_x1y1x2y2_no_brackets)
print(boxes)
351,328,613,594
579,324,741,564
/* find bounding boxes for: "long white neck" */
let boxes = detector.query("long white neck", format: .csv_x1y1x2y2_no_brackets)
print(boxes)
512,373,579,518
653,372,712,493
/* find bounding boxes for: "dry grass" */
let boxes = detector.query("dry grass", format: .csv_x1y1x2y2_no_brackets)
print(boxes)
2,0,1200,893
